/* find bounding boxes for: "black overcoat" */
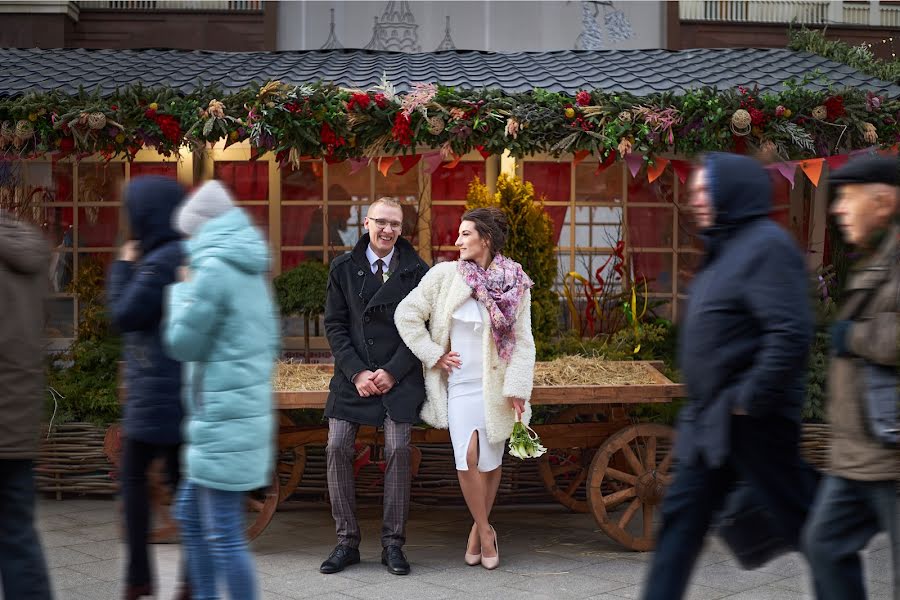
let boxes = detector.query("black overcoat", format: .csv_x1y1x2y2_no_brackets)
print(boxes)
324,234,429,425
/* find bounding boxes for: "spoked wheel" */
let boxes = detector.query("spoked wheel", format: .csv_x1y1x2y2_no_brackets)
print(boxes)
276,414,306,503
537,405,630,513
587,423,675,551
246,468,280,540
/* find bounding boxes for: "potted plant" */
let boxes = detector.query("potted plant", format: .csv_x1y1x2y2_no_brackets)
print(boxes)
273,260,330,363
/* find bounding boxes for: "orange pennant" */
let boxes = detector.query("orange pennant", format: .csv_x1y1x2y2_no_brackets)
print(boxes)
647,158,670,183
443,154,463,170
800,158,824,187
573,150,590,165
377,156,397,177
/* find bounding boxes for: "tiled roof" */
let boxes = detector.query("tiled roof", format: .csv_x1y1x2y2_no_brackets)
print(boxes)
2,46,899,98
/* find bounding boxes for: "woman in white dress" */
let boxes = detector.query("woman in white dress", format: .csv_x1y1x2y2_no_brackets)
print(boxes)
395,207,536,570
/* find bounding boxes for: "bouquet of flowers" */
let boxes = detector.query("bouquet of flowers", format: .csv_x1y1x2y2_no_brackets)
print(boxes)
507,417,547,460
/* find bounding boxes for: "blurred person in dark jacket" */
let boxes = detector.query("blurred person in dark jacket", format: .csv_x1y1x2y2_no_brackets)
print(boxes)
106,176,189,600
802,155,899,600
0,211,52,600
642,153,821,599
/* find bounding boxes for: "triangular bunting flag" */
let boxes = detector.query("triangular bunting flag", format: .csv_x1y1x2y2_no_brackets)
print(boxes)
824,155,849,171
573,150,590,165
647,158,670,183
349,158,369,175
624,153,643,178
595,153,616,174
476,145,491,160
671,160,692,184
444,154,463,170
772,162,797,189
800,158,825,187
377,156,397,177
397,154,421,175
423,151,443,175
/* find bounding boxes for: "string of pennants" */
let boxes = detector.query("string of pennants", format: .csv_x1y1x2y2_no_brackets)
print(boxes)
348,144,898,186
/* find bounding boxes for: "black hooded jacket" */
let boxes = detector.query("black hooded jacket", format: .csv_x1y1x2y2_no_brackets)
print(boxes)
676,153,813,467
106,176,185,445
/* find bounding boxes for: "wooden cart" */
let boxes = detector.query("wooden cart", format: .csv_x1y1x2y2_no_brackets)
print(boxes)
248,361,685,551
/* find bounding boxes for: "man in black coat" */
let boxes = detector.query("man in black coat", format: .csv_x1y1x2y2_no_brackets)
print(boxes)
642,153,822,599
319,197,429,576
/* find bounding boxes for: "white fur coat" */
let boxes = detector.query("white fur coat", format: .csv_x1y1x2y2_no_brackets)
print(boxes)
395,261,535,444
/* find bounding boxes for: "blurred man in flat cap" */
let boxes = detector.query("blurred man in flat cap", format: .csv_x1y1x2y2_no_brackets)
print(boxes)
803,154,899,600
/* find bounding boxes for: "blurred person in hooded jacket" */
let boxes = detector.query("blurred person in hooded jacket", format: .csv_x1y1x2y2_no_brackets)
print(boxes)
641,153,822,599
0,211,52,600
106,176,189,600
163,180,279,600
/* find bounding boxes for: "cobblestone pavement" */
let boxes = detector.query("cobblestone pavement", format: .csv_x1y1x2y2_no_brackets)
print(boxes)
35,498,893,600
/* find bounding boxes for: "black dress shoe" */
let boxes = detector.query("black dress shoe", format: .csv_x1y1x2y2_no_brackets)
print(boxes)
381,545,410,575
319,544,361,574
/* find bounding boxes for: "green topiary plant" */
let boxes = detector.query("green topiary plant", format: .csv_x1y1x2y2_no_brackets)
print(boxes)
273,260,330,362
466,174,560,358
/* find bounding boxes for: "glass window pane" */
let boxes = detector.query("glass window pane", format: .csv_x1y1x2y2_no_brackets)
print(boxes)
282,205,323,247
628,206,674,249
632,252,674,293
78,207,121,247
214,161,268,201
431,205,465,249
573,206,623,249
327,161,370,203
130,162,177,179
78,162,125,204
282,161,323,201
575,162,624,204
523,162,570,202
545,205,568,246
236,205,268,233
327,204,359,248
431,162,485,201
678,252,704,292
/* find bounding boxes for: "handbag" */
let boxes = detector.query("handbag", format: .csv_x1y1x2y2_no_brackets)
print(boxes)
716,482,791,570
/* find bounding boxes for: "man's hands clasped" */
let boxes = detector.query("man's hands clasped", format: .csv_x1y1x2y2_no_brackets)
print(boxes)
352,369,397,397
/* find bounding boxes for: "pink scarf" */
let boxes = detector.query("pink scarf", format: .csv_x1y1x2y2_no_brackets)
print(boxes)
457,254,534,361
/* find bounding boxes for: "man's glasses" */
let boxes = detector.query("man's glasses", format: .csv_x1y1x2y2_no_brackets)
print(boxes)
371,218,403,232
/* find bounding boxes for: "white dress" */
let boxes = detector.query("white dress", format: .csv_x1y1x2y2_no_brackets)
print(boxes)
447,297,505,471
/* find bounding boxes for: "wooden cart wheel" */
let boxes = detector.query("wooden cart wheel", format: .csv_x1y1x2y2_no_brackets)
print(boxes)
246,468,280,540
276,414,306,503
587,423,675,552
537,405,629,513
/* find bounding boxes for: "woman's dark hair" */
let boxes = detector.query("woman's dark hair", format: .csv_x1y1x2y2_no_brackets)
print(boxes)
461,207,508,255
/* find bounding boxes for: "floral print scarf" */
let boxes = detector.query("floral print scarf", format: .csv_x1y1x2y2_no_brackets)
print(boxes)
457,253,533,361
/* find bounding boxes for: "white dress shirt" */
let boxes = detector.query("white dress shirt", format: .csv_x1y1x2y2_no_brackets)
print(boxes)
365,245,395,275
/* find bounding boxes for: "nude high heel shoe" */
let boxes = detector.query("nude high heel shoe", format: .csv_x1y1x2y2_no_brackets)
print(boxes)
465,523,481,566
480,526,499,570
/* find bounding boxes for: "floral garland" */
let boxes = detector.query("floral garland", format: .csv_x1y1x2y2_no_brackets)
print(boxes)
0,76,897,165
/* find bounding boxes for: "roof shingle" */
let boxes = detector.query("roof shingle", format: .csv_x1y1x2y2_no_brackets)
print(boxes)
1,46,898,98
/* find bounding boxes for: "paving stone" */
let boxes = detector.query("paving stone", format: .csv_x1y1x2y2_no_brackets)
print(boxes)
44,546,103,569
48,566,104,590
507,572,628,598
690,562,786,593
569,558,650,585
608,583,732,599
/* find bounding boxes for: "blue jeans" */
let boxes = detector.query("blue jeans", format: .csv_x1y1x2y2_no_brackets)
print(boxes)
803,474,899,600
0,459,52,600
174,481,257,600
